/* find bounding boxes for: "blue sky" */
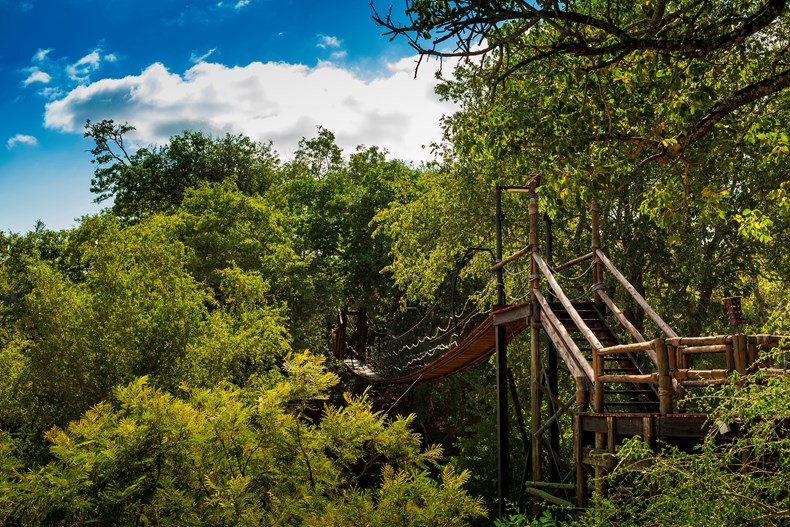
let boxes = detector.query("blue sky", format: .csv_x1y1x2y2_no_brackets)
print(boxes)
1,0,455,233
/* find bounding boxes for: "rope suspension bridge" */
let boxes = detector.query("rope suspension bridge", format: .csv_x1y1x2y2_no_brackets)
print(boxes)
334,194,790,514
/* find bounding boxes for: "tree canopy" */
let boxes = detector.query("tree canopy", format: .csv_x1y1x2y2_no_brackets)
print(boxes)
3,3,790,518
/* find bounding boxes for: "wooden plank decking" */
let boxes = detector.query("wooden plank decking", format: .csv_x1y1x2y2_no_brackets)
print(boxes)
344,302,530,384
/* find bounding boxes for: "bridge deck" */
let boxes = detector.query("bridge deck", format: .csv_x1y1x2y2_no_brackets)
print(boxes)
344,303,529,384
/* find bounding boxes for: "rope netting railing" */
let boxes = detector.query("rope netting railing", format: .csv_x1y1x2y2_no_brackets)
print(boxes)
341,277,496,379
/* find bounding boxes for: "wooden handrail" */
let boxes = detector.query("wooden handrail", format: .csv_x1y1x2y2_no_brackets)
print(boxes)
667,335,730,346
533,250,605,352
492,243,531,271
533,289,594,380
598,373,658,384
551,251,594,273
680,344,729,354
594,249,679,339
749,334,787,347
595,289,646,343
598,341,655,355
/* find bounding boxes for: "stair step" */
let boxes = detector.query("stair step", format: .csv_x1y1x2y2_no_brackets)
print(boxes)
604,401,660,407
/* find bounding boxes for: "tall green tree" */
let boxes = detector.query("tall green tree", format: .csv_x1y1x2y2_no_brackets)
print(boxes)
85,120,281,220
284,128,422,350
0,207,291,459
372,0,790,336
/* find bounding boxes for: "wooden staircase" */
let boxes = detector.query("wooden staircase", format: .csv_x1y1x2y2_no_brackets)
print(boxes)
548,302,660,413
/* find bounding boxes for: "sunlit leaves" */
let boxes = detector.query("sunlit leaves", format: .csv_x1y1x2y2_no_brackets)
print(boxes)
2,355,486,526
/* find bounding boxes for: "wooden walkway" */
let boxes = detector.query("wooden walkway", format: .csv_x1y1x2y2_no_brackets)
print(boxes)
344,303,530,383
338,197,790,512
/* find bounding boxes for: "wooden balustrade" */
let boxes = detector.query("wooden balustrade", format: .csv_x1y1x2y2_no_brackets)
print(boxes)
585,334,790,414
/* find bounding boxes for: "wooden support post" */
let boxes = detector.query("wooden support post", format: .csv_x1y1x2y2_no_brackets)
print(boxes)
643,416,655,451
594,431,607,498
733,333,748,378
575,375,589,414
672,341,687,400
654,338,673,415
574,376,588,508
495,187,509,518
747,339,759,372
607,416,616,454
531,319,543,485
593,349,605,412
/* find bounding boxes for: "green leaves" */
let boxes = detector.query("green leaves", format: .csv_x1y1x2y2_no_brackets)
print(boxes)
84,120,281,220
736,208,775,242
575,364,790,527
3,355,486,526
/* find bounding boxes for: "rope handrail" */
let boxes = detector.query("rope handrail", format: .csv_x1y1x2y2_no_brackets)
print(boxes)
532,289,593,380
343,302,530,384
594,288,647,344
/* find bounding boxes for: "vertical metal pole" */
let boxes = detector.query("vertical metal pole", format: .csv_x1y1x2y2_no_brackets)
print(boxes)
529,198,543,485
544,213,561,483
495,187,509,518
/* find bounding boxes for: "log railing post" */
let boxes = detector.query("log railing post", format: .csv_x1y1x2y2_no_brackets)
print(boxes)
574,376,589,507
593,349,605,412
667,339,686,400
654,338,673,415
573,378,588,507
733,333,747,377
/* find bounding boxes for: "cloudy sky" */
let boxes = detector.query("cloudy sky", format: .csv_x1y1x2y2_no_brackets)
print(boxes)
0,0,456,233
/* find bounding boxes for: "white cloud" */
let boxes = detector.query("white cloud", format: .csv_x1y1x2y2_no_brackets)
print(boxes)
190,48,218,64
23,68,51,85
33,48,51,62
317,35,341,49
66,51,102,82
6,134,39,149
330,51,348,61
41,86,64,100
44,57,458,163
234,0,251,8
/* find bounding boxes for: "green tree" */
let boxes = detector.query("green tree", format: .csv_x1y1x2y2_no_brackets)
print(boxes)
85,120,281,220
285,128,422,350
0,211,290,459
1,353,486,526
372,0,790,336
375,0,790,164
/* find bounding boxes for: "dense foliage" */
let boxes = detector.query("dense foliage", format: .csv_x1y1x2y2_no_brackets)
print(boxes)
0,354,486,525
1,0,790,523
0,126,491,525
571,361,790,527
